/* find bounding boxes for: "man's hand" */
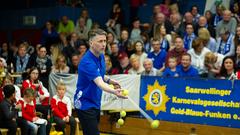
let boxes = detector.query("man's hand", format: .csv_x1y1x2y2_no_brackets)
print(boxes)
110,79,121,89
114,88,128,99
32,117,39,122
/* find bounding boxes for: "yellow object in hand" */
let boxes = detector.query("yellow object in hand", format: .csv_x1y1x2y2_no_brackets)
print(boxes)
122,89,129,96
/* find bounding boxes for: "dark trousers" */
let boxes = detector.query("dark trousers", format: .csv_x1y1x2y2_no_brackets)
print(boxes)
36,105,51,134
0,120,17,135
53,116,76,135
16,118,29,135
77,108,100,135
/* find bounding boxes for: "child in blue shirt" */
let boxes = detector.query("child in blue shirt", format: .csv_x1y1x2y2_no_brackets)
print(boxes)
163,57,179,77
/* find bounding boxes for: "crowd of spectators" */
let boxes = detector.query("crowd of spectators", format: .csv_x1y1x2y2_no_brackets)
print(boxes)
0,0,240,134
0,0,240,88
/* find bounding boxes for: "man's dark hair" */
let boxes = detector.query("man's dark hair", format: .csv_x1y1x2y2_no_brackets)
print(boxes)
3,85,15,98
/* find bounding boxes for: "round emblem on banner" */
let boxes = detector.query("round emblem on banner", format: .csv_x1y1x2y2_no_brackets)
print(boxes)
149,89,162,107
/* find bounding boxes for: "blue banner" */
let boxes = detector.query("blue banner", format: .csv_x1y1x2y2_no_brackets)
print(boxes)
140,76,240,128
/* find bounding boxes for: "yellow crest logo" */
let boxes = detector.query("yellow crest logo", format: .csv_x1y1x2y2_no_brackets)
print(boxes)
143,80,170,116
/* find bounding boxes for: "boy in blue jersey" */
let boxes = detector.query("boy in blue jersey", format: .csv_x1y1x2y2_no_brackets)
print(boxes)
74,29,127,135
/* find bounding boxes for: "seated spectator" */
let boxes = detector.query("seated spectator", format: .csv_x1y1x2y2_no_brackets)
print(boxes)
204,52,224,78
27,46,52,88
118,29,131,53
0,58,6,85
112,52,131,74
62,32,80,62
106,32,119,55
216,29,235,57
183,23,196,50
21,67,50,127
218,56,237,80
198,28,217,53
231,2,240,23
153,25,171,51
128,55,144,74
162,56,179,77
235,45,240,69
182,12,196,30
106,1,124,39
212,4,225,28
130,18,142,43
165,37,187,67
147,38,167,72
13,43,31,84
216,10,237,38
51,55,70,73
40,20,59,51
17,88,47,135
169,12,184,38
234,25,240,48
195,16,215,38
69,53,80,74
109,42,120,68
0,85,29,135
191,5,201,24
1,75,21,103
105,54,114,75
51,81,76,135
74,17,89,40
49,44,63,65
204,10,214,26
141,58,162,76
58,16,75,35
141,32,152,53
0,42,14,65
58,32,69,50
178,53,199,77
187,38,211,77
130,41,147,70
76,8,92,31
150,12,173,37
76,40,88,61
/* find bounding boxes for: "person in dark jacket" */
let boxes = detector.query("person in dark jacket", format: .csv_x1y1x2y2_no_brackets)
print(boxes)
0,85,28,135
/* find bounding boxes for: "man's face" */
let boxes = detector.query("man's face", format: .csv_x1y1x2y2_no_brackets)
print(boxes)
71,33,78,42
198,17,207,26
121,30,129,40
191,7,198,16
62,16,68,25
223,11,231,22
111,44,119,54
155,14,164,24
185,12,193,23
18,47,26,57
90,35,107,55
71,55,80,66
181,55,191,68
175,38,183,50
186,25,194,35
152,41,160,53
119,57,129,68
78,45,87,54
38,47,47,58
143,61,153,72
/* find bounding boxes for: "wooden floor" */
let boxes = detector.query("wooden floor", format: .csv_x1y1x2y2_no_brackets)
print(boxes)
96,115,240,135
